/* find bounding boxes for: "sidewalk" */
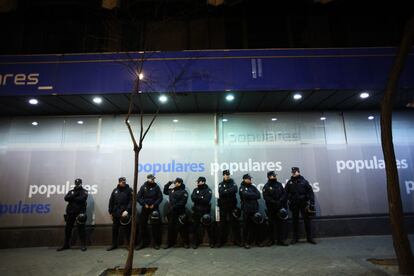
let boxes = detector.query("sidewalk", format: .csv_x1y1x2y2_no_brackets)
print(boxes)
0,235,412,276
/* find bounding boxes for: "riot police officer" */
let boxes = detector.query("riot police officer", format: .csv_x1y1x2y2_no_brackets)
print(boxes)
163,177,190,249
136,174,163,250
57,178,88,251
285,167,316,245
107,177,133,251
263,171,289,246
239,174,261,249
217,170,241,247
191,176,215,249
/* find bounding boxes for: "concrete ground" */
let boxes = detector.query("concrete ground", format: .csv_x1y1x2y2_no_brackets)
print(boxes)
0,235,413,276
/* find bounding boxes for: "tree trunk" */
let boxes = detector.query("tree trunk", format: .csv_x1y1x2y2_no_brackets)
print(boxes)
124,147,140,276
380,16,414,275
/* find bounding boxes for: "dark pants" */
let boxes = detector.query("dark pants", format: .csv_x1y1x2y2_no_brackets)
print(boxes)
268,211,288,243
63,214,86,247
218,208,241,245
166,211,189,247
291,202,312,240
192,211,215,246
111,217,131,247
242,212,256,245
137,208,162,246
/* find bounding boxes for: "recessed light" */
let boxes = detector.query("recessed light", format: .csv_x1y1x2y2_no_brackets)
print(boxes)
320,117,327,121
360,92,370,99
93,97,102,104
159,95,168,103
222,118,228,122
225,94,235,102
139,73,144,80
173,119,178,123
293,93,302,100
28,98,38,105
271,118,277,121
368,115,374,120
32,121,38,126
77,120,84,125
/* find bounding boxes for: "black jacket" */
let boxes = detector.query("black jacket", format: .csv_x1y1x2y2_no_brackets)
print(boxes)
285,175,315,206
263,179,287,211
218,178,238,210
163,182,188,214
239,182,261,214
137,181,163,209
64,186,88,216
108,184,133,218
191,184,212,213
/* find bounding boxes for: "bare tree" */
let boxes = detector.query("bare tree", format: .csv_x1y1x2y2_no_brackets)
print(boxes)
119,52,195,275
380,16,414,275
123,61,158,275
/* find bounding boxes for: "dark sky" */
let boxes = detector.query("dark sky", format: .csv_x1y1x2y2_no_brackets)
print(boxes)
0,0,413,54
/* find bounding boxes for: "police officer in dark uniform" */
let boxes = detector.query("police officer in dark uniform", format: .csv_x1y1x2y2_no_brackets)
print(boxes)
285,167,316,245
163,177,190,249
107,177,133,251
191,176,214,249
57,178,88,251
136,174,163,250
217,170,241,247
239,174,261,249
263,171,289,246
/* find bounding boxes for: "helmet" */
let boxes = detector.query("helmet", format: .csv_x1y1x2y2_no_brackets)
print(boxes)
252,212,264,224
178,213,187,225
305,204,316,217
200,214,212,226
232,207,241,219
120,214,131,225
277,208,289,220
74,178,82,186
76,213,87,224
148,211,161,225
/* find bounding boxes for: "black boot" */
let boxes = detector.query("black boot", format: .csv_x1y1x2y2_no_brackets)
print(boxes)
106,245,118,251
163,244,173,249
57,245,70,252
135,243,145,250
277,240,289,246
